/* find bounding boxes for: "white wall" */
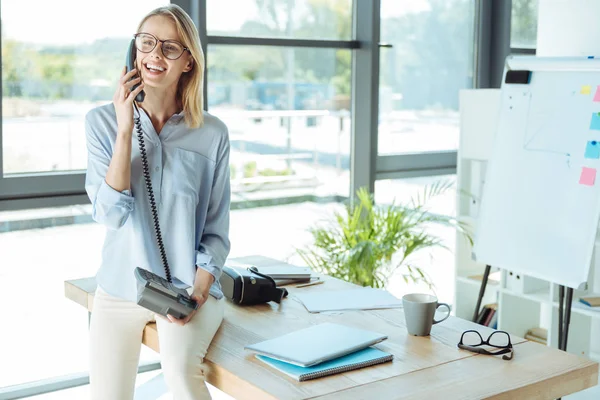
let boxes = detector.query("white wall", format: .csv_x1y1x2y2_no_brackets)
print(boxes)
537,0,600,57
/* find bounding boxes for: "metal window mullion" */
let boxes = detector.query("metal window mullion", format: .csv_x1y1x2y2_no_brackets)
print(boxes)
0,194,91,212
172,0,202,33
376,151,457,175
510,47,536,55
473,0,491,89
474,0,511,89
350,0,380,197
0,173,85,199
207,36,358,49
490,0,512,88
376,167,457,181
172,0,207,109
198,0,208,110
0,361,161,399
0,3,4,179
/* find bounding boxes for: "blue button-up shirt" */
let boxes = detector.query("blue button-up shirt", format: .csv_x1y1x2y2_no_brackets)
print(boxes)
84,104,231,302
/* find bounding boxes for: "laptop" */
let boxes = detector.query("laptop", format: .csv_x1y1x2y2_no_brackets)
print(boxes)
244,322,388,367
253,265,312,279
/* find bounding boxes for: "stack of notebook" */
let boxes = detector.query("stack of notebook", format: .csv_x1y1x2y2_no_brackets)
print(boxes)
245,322,394,381
256,347,393,381
254,264,313,285
579,296,600,307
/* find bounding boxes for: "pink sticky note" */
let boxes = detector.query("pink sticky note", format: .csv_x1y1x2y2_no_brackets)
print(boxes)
580,167,597,186
594,86,600,102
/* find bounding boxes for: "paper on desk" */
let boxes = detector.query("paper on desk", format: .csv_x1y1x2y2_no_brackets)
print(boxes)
294,287,403,313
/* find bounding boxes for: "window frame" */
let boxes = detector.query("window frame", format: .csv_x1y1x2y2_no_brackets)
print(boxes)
0,0,513,211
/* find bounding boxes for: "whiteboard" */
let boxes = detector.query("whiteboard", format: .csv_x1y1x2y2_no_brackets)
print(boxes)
474,56,600,289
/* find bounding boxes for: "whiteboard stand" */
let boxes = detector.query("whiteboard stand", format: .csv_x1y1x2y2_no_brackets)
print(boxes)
472,264,492,322
472,58,600,369
473,273,575,351
470,266,576,351
457,87,600,379
559,285,574,351
558,286,575,400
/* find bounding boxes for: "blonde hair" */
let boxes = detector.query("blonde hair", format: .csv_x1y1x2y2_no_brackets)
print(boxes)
137,4,204,128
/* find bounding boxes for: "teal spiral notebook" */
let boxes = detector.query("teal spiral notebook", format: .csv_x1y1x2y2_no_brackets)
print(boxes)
255,347,393,382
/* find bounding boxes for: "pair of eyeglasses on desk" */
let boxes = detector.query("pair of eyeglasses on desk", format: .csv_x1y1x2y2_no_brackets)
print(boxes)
458,330,514,361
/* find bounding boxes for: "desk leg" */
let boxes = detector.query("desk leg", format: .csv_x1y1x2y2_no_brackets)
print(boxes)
473,264,491,323
88,311,91,329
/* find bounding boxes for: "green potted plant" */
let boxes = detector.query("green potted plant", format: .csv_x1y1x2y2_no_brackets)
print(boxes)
296,181,472,290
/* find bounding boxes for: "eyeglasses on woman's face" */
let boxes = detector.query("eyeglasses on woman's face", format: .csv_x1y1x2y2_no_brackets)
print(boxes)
458,330,514,361
134,32,189,60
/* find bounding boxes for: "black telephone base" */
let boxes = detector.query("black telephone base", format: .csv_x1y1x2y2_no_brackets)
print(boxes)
134,267,198,320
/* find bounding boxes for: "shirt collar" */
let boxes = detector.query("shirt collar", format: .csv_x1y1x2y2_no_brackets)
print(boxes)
171,110,185,124
136,106,185,128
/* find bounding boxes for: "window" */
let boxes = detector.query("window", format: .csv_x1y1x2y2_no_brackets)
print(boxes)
0,216,161,388
511,0,538,50
207,0,352,40
1,0,168,175
208,45,351,199
0,0,167,388
374,175,457,302
378,0,475,155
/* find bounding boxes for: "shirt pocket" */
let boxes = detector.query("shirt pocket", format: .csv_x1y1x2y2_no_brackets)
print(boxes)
164,147,215,204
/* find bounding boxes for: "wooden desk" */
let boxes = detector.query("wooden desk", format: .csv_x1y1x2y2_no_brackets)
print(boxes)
65,255,598,399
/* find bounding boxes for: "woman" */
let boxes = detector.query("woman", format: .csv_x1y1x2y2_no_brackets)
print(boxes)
84,5,230,400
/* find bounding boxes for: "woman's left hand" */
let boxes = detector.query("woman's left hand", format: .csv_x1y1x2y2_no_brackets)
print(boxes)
166,267,214,326
166,289,208,326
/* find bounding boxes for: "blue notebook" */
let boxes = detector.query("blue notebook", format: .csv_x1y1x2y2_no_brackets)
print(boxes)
245,322,388,367
255,347,393,381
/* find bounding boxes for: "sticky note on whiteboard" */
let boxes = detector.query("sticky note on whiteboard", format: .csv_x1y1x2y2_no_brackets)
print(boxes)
582,85,592,94
585,141,600,159
590,113,600,130
580,167,597,186
594,86,600,102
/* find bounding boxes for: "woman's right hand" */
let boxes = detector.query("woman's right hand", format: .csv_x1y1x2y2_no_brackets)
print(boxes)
113,66,145,136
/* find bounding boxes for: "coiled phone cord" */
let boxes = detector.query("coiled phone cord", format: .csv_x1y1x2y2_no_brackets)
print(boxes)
133,102,172,283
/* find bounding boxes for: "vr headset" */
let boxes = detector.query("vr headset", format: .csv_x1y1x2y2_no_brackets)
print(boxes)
219,265,288,305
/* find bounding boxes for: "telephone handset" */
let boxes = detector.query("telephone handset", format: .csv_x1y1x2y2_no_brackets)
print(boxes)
126,38,145,103
126,38,198,319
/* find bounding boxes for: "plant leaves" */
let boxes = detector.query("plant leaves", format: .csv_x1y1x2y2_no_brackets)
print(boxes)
296,180,471,290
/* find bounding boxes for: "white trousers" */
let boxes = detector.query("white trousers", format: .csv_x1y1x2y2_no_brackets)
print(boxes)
89,286,224,400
